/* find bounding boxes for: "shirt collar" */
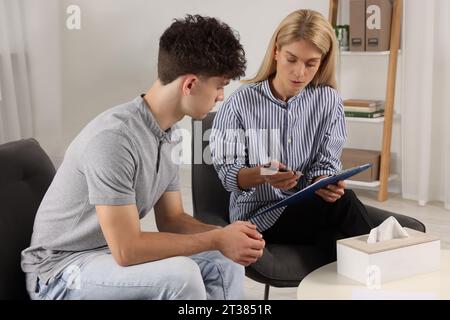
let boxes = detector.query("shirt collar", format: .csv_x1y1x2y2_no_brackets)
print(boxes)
137,94,173,142
262,79,309,107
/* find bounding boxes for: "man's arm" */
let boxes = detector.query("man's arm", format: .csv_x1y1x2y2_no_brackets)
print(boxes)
96,194,265,267
153,191,218,234
96,204,218,267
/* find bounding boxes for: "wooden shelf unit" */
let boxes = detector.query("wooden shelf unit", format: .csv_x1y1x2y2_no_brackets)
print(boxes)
329,0,403,201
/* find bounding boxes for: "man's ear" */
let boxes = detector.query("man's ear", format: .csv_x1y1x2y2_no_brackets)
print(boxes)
181,75,198,96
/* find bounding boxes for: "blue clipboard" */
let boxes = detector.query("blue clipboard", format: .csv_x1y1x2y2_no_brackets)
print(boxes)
254,163,372,217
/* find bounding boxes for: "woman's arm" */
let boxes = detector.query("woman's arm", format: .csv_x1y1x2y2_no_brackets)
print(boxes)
210,101,250,193
236,167,265,189
211,96,300,193
306,92,347,183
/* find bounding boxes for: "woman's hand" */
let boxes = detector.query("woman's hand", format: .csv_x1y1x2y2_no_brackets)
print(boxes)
263,163,301,191
314,175,346,202
237,162,301,191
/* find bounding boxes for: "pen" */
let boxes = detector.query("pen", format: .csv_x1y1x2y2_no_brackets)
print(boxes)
279,167,303,177
262,162,302,176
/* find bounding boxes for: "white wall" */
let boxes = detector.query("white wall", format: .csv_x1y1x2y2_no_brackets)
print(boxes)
22,0,63,163
59,0,328,148
26,0,401,191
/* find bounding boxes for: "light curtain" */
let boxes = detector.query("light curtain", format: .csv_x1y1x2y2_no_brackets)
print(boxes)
0,0,33,143
402,0,450,210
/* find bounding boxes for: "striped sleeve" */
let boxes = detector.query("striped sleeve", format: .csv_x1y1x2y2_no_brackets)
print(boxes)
210,98,253,194
306,90,347,182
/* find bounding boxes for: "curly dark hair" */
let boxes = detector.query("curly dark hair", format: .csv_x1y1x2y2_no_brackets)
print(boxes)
158,15,247,85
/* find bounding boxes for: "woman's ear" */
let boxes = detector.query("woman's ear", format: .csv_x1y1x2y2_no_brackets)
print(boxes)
274,47,279,61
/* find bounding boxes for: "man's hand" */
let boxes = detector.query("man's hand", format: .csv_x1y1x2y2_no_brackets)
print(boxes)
263,163,301,191
314,176,346,203
216,221,265,266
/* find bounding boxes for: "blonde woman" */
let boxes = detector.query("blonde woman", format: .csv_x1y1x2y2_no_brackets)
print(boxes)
210,10,373,260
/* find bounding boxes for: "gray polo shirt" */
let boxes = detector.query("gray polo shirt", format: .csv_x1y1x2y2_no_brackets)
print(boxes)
21,95,182,291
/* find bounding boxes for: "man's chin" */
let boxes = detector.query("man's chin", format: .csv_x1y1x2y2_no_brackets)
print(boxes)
191,113,208,121
191,109,213,120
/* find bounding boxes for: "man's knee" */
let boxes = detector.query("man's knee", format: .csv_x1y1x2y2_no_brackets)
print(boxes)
217,253,244,281
194,251,244,299
222,255,245,281
218,254,245,299
169,257,206,300
202,251,244,279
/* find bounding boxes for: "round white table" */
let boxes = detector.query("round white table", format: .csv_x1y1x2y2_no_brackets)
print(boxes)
297,250,450,300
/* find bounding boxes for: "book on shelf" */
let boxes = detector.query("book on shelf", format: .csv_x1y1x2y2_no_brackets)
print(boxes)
343,99,384,108
345,110,384,118
344,105,384,113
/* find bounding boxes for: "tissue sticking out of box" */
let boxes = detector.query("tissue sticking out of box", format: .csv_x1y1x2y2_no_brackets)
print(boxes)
367,216,409,244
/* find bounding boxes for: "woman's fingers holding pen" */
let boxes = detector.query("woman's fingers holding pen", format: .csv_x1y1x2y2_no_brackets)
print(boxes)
264,171,299,190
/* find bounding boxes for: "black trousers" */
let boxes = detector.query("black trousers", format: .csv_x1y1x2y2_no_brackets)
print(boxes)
261,190,374,260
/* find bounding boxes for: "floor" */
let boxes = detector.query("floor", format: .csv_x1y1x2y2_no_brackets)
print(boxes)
140,168,450,300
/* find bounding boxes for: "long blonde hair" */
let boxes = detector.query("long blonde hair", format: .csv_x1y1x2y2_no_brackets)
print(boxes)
244,9,337,89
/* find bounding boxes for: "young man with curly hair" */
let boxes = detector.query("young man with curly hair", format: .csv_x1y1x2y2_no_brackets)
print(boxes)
21,15,264,300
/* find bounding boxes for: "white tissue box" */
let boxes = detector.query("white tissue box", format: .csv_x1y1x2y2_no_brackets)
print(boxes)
337,228,440,284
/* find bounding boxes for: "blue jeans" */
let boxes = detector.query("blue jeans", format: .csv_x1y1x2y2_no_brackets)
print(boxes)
28,251,244,300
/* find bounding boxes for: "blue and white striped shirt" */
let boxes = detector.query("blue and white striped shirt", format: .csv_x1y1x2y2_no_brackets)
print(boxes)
210,79,347,232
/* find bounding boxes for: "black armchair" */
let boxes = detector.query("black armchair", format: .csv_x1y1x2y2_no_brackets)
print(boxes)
191,112,426,300
0,139,56,300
